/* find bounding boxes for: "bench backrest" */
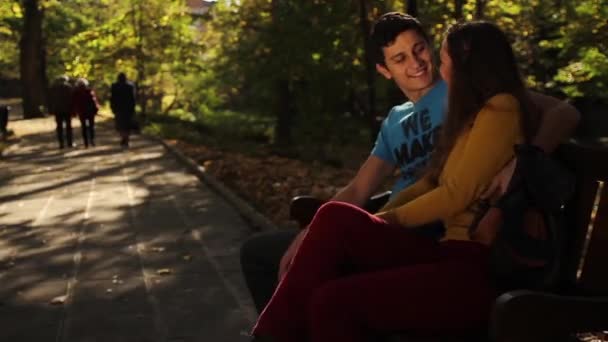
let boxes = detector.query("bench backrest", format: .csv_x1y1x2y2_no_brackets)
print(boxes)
558,139,608,295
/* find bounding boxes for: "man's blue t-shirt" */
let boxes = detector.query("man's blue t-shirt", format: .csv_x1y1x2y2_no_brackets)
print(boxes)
371,80,448,196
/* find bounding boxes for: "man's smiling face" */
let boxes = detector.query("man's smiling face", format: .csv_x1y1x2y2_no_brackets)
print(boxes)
376,30,435,102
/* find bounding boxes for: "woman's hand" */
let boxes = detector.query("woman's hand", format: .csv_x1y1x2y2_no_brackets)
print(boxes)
482,158,517,199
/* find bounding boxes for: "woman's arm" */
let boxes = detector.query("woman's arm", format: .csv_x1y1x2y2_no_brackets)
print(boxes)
479,92,582,199
377,175,435,213
528,91,581,153
380,96,521,227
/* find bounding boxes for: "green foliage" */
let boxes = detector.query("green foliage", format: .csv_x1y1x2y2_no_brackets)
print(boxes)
146,108,274,153
0,1,22,78
409,0,608,104
555,47,608,98
0,0,205,112
547,1,608,101
0,0,606,149
54,0,204,112
204,0,408,146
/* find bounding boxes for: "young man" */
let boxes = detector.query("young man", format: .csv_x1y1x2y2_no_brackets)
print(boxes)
240,12,580,313
0,105,9,141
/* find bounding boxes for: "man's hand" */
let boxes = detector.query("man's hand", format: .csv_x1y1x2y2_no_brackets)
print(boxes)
278,227,308,281
375,210,398,225
481,158,517,200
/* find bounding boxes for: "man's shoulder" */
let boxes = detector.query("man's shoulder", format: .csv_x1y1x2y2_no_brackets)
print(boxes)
417,80,447,105
386,101,415,121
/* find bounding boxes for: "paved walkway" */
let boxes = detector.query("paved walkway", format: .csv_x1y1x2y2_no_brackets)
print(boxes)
0,116,257,341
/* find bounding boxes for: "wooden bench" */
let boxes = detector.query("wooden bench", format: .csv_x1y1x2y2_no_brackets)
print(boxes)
491,139,608,341
288,139,608,341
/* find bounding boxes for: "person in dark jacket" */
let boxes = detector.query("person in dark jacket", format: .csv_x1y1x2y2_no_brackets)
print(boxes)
72,78,99,148
0,105,9,141
48,75,74,149
110,73,136,148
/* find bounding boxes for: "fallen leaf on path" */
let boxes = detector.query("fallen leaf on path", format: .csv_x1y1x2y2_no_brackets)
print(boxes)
50,295,67,305
156,268,172,275
172,140,392,227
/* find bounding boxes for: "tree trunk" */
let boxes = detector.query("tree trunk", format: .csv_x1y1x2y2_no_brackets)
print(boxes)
271,0,292,147
475,0,487,19
274,79,292,147
19,0,46,118
407,0,418,17
359,0,379,142
455,0,466,20
131,0,146,119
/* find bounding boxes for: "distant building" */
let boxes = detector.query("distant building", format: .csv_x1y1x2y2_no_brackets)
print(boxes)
186,0,215,33
186,0,214,16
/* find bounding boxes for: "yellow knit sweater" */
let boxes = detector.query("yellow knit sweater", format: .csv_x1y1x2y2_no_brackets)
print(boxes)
377,93,524,241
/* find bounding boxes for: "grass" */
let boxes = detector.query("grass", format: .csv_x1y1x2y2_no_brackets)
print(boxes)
144,109,274,155
144,108,373,168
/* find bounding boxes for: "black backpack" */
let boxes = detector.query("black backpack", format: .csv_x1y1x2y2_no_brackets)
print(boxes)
470,144,575,291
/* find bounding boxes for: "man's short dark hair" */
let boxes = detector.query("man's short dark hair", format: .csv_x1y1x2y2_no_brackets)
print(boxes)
370,12,429,65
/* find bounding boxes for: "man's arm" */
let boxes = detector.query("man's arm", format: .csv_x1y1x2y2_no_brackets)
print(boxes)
482,92,581,199
278,155,395,281
330,155,396,207
528,91,581,153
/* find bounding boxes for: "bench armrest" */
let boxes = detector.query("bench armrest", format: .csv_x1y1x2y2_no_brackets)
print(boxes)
288,191,392,229
289,196,325,229
491,290,608,342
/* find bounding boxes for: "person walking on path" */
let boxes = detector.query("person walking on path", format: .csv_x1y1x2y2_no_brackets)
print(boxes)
72,78,99,148
110,72,136,148
48,75,74,149
0,104,9,141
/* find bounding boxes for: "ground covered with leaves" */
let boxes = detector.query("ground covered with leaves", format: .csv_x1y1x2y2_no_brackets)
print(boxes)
165,139,363,228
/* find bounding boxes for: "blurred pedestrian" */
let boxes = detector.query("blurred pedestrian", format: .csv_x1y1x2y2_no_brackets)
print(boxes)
0,105,9,141
72,78,99,148
48,75,74,149
110,73,136,148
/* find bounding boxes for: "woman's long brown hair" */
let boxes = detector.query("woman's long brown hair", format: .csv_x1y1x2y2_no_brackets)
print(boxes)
426,21,541,182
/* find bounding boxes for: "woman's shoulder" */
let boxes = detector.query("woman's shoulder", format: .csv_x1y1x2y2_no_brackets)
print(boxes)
483,93,520,113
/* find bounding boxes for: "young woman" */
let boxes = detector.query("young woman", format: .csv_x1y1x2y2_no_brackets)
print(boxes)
251,21,541,342
72,78,100,148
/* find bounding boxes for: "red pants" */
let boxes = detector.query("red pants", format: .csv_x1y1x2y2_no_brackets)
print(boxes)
252,202,496,342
